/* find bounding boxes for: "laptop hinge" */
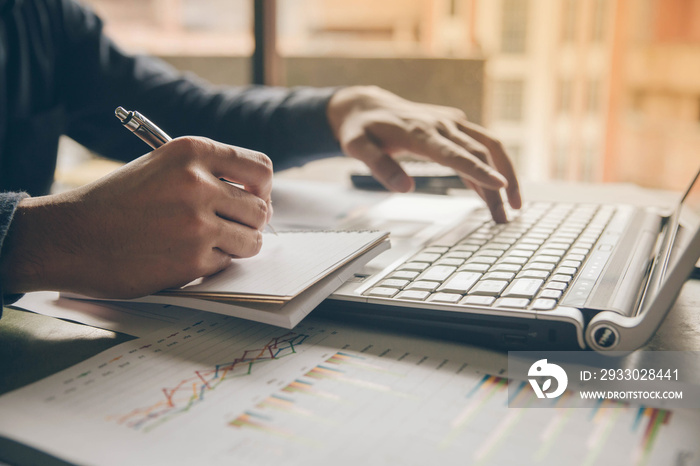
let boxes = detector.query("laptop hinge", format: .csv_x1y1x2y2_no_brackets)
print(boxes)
632,215,671,317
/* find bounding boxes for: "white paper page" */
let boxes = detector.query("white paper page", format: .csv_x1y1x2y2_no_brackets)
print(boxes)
271,178,391,230
121,239,389,328
11,292,199,337
176,230,387,298
0,314,698,466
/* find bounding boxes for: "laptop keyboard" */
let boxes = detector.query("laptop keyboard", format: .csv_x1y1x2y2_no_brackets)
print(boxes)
364,202,616,311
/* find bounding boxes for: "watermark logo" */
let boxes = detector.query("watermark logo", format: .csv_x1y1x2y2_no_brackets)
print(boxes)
528,359,568,399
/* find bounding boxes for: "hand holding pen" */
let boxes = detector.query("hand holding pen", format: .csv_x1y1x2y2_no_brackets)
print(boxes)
115,106,276,236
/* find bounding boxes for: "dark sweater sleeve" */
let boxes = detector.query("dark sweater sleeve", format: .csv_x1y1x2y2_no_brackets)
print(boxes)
0,192,29,315
56,0,342,168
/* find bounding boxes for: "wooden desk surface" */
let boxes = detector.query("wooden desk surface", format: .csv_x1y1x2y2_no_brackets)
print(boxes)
2,158,699,396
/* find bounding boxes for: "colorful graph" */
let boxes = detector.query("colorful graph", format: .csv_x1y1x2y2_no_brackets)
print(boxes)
112,331,309,431
0,313,696,466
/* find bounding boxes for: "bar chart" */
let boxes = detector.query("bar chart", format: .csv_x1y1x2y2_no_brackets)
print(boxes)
0,313,697,466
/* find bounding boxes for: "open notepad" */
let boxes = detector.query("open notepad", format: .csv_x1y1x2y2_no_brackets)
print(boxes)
85,230,390,328
161,230,389,302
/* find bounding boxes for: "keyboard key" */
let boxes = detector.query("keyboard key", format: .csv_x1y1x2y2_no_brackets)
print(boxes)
538,248,567,257
390,270,419,280
444,251,474,260
539,289,563,299
524,262,556,272
396,290,430,301
550,274,572,283
434,258,465,267
469,255,498,265
458,263,491,273
442,251,473,260
556,266,577,275
509,250,534,258
570,247,590,255
460,295,496,306
561,260,582,268
452,244,480,252
532,298,557,310
500,256,529,265
502,278,544,298
474,249,504,257
365,287,398,298
490,263,522,273
419,265,457,282
438,271,482,293
484,242,512,250
398,262,430,272
422,246,449,254
494,298,530,308
513,243,539,251
545,281,568,291
483,271,516,281
566,254,586,262
380,279,409,289
517,270,550,279
531,255,560,264
469,280,508,296
411,253,441,263
428,292,462,304
520,237,545,245
406,280,441,292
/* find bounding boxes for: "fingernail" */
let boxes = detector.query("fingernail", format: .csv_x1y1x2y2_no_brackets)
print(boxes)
389,173,414,192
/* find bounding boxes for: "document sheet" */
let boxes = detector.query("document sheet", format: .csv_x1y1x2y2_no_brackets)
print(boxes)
0,315,698,465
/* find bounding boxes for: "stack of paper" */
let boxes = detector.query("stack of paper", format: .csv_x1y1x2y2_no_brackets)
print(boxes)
94,230,390,328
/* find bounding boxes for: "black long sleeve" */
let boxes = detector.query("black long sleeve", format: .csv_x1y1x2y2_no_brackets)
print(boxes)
0,0,343,307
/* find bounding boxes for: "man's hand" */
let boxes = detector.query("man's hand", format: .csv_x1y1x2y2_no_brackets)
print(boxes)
0,137,273,299
327,86,521,223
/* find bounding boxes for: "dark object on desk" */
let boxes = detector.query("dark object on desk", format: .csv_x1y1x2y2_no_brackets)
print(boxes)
351,161,463,194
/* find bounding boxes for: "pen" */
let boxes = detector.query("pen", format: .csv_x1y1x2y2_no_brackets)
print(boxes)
115,106,171,149
115,106,278,235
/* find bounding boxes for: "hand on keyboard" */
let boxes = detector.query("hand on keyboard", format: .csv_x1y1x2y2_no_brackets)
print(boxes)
326,86,522,223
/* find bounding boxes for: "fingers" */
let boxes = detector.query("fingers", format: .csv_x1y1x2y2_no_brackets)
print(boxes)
343,132,415,192
169,137,274,203
404,127,508,191
456,121,522,210
463,179,508,224
214,220,264,259
214,182,269,231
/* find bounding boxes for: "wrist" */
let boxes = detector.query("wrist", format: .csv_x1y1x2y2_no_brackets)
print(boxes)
0,193,84,294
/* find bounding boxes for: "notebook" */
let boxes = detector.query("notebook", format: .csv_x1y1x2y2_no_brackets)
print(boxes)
320,166,700,353
79,230,390,328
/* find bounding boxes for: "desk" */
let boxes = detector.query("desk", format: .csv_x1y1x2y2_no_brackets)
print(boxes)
1,158,699,465
2,158,700,392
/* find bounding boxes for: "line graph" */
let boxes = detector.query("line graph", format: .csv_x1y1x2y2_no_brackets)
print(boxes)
112,331,309,431
0,313,697,466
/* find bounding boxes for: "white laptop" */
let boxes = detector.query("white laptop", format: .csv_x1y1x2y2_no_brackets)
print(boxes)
321,167,700,353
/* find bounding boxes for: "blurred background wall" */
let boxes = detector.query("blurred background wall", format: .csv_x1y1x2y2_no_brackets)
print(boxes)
69,0,700,191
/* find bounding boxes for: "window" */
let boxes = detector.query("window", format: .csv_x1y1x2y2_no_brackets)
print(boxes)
586,79,601,114
492,80,525,121
81,0,253,56
500,0,529,54
553,143,570,179
558,79,573,115
561,0,577,43
591,0,606,42
581,145,598,181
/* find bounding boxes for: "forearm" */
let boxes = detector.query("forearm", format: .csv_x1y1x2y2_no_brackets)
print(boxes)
57,0,341,166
